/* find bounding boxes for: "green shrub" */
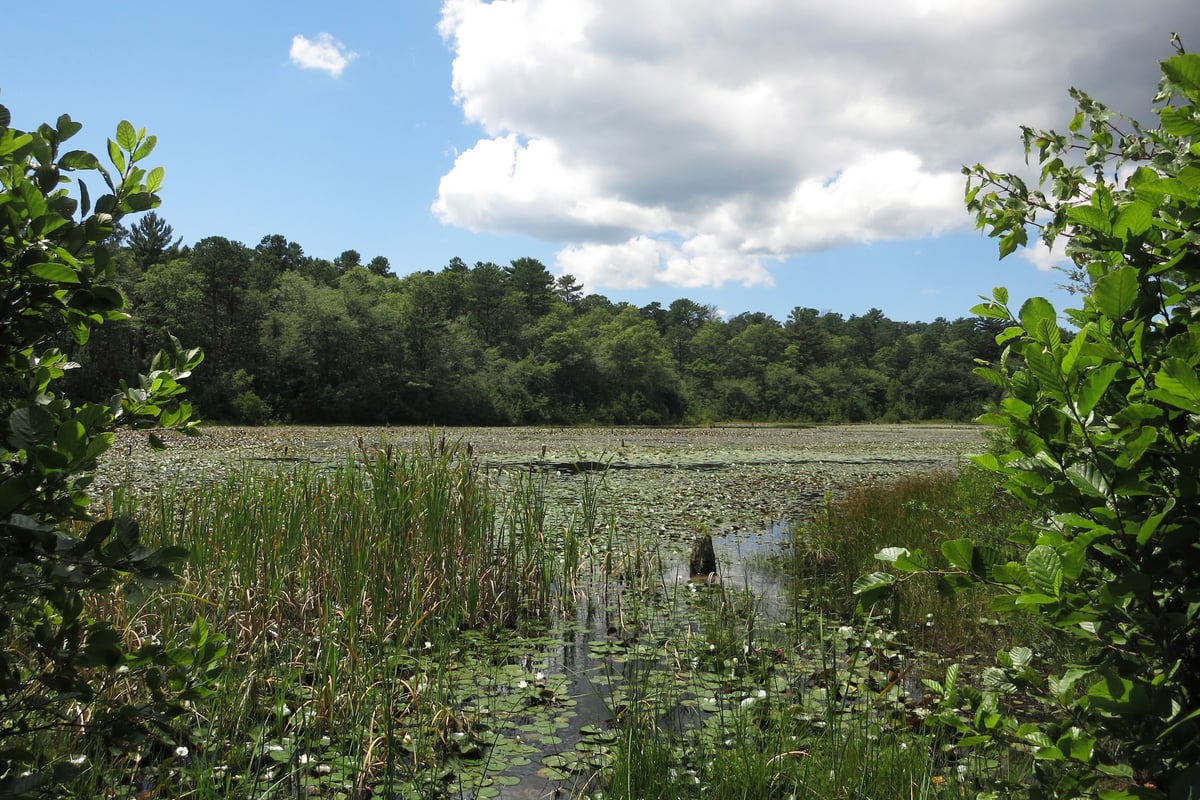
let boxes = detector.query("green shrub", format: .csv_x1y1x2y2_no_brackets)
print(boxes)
0,100,210,794
862,50,1200,797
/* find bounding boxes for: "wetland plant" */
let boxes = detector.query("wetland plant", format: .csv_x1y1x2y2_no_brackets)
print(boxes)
66,436,586,797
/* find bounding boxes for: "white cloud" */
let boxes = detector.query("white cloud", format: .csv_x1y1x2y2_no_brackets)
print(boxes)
435,0,1198,292
290,33,357,78
1020,237,1072,273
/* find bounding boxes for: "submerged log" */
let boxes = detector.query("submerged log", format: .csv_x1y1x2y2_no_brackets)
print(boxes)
689,533,717,579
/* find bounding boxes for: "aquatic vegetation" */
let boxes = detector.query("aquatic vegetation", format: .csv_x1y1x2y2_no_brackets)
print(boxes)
51,423,1036,798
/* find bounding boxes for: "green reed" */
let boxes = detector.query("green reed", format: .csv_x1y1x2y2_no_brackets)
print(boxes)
791,466,1033,654
65,434,580,797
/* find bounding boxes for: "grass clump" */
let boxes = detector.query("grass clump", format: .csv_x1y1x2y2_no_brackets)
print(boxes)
63,435,577,798
792,467,1034,654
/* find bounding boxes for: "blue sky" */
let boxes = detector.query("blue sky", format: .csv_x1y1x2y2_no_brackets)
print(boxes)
3,2,1195,323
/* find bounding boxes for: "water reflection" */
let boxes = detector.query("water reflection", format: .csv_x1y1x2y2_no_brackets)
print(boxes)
488,520,794,799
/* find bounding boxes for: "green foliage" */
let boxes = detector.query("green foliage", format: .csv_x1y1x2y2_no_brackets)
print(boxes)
799,468,1031,654
76,228,1004,424
865,52,1200,797
0,99,212,793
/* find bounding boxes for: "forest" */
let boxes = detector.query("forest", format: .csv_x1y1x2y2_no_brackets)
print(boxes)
71,212,1008,426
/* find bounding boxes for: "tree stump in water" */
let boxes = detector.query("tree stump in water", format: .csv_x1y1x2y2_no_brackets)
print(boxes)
689,534,717,579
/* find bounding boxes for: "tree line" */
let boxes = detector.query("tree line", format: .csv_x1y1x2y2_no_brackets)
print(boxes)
67,212,1007,425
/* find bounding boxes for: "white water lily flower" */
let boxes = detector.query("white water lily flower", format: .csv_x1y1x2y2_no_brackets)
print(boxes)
517,680,528,689
67,755,87,766
174,746,189,759
535,671,545,681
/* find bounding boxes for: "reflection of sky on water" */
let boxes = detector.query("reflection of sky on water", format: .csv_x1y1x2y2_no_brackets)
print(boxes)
492,517,794,799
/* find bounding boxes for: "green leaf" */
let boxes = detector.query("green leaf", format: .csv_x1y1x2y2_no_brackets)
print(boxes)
1026,350,1066,395
1149,357,1200,414
1087,673,1155,715
1093,267,1139,319
852,571,896,607
1008,646,1033,667
1026,545,1063,598
1162,53,1200,92
28,262,81,283
82,627,124,669
0,476,35,518
146,165,165,193
57,150,101,170
1135,176,1200,203
1074,362,1120,418
8,406,55,449
1136,500,1175,546
115,120,137,151
131,134,157,163
998,227,1027,258
894,549,930,572
941,538,975,573
1064,461,1111,498
106,138,126,174
875,546,909,563
1162,107,1200,138
1018,297,1057,338
1067,203,1112,234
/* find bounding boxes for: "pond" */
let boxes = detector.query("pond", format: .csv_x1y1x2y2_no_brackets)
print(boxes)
95,423,988,798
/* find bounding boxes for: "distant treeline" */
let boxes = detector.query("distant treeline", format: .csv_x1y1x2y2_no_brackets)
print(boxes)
69,213,1007,425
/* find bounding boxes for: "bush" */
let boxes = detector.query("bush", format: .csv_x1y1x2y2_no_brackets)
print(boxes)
861,50,1200,798
0,98,213,794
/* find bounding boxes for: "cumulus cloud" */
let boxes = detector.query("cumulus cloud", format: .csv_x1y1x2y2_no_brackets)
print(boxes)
290,33,357,78
1020,238,1072,274
435,0,1197,291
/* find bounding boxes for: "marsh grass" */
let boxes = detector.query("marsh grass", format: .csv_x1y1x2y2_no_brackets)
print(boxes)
791,467,1034,654
600,467,1042,800
598,589,987,800
61,434,582,797
48,430,1036,799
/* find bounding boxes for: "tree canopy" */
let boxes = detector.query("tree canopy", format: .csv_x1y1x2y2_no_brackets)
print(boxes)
72,242,1004,425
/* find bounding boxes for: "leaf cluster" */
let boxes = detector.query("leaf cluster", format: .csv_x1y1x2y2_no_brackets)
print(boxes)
1,97,216,795
860,53,1200,798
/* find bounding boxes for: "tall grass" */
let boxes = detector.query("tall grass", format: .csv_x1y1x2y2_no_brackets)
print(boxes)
66,434,578,797
601,467,1041,800
791,466,1034,654
56,440,1041,798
